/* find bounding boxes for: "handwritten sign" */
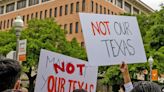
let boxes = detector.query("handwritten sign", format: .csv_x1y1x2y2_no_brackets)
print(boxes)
34,49,98,92
79,13,147,66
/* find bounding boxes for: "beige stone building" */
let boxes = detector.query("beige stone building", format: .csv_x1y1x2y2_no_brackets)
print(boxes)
0,0,154,45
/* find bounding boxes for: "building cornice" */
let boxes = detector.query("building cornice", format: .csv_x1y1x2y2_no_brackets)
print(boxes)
127,0,155,13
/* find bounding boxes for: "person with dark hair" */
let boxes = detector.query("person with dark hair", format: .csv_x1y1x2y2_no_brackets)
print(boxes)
0,59,21,92
120,62,161,92
73,89,87,92
119,84,125,92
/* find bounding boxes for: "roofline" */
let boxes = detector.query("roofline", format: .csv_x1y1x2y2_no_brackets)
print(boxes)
137,0,155,12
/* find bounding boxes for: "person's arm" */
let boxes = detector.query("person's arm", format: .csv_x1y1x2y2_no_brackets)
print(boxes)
120,62,133,92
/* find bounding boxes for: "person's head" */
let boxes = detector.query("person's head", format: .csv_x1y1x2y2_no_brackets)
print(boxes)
73,89,87,92
0,59,21,91
131,81,161,92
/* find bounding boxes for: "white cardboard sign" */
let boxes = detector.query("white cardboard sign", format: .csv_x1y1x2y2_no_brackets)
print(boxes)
79,13,147,66
35,49,98,92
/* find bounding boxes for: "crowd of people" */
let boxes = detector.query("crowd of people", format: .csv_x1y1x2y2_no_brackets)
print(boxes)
0,58,162,92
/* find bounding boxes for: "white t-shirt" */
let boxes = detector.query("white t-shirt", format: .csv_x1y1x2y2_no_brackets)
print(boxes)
124,82,133,92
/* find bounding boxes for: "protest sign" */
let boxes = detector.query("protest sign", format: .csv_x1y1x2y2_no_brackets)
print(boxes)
79,13,147,66
35,49,98,92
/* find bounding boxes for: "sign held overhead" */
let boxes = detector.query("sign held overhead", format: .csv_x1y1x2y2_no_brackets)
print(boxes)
79,13,147,66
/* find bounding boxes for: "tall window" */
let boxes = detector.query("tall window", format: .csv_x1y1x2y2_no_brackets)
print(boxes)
40,11,42,19
42,0,49,2
100,5,102,14
45,10,47,18
70,3,74,14
69,23,73,34
82,0,85,11
11,19,13,27
0,6,4,14
116,0,123,8
108,0,113,2
60,6,62,16
75,22,79,33
91,1,94,12
7,19,9,28
65,5,68,15
27,15,29,21
49,8,52,17
6,3,15,13
125,2,131,13
104,7,106,14
133,7,139,14
76,2,79,12
108,9,110,14
96,3,98,13
29,0,39,6
3,20,6,29
64,24,67,30
0,21,2,29
35,12,38,18
111,11,113,15
64,24,67,33
54,7,57,17
31,13,34,19
17,0,26,9
22,16,25,21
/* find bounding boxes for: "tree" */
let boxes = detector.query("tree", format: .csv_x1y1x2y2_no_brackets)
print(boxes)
0,18,87,92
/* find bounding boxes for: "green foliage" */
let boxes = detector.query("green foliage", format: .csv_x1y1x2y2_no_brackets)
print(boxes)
0,31,16,55
0,18,87,91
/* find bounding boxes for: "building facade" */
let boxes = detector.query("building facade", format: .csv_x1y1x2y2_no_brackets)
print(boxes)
0,0,154,45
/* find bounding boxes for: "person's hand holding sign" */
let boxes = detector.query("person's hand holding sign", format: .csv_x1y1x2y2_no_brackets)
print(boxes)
120,62,131,84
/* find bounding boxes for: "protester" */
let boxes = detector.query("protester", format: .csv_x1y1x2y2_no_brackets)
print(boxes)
120,62,161,92
0,59,21,92
73,89,87,92
119,84,125,92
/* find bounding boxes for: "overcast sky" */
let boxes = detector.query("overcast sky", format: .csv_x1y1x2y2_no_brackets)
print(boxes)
141,0,164,10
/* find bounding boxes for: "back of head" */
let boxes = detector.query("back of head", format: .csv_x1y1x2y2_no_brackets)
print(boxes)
131,81,161,92
73,89,87,92
0,59,21,91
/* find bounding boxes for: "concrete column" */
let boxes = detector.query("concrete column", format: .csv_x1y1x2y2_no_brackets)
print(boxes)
113,0,115,4
131,5,133,14
4,5,6,14
39,0,42,4
26,0,29,7
139,10,141,14
14,1,17,11
122,0,125,10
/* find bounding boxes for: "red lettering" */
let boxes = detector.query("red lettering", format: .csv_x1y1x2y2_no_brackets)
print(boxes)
99,21,107,35
77,64,85,76
90,84,94,92
60,78,66,92
73,80,77,91
69,80,74,92
104,21,110,35
91,21,110,36
58,77,61,92
66,63,75,74
47,75,55,92
53,61,65,74
85,83,88,91
78,81,84,89
91,22,100,36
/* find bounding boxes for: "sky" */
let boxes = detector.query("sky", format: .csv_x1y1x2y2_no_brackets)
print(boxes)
141,0,164,10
